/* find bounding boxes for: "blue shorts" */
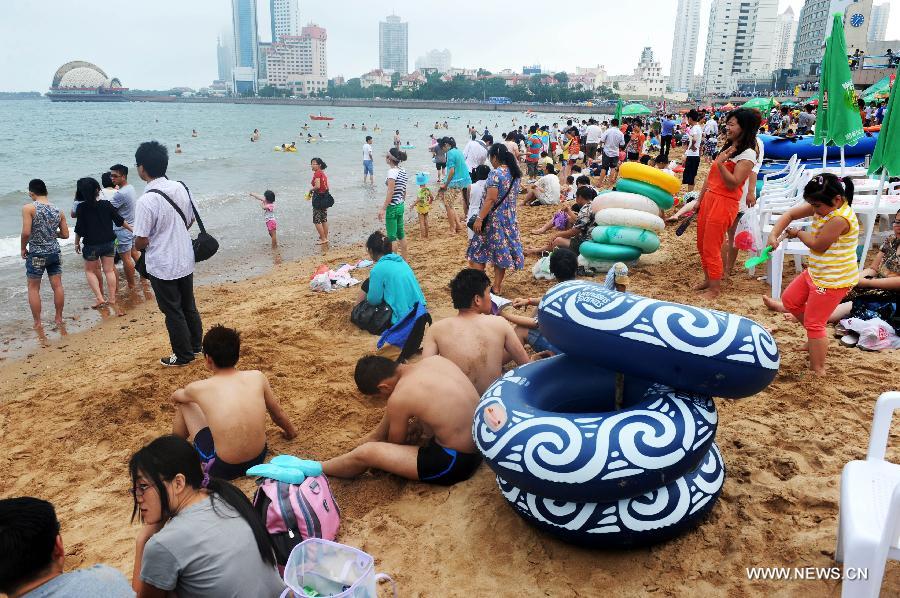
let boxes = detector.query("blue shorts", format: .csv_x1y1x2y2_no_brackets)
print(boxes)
25,252,62,279
363,160,374,175
82,240,116,262
527,328,561,354
114,228,134,253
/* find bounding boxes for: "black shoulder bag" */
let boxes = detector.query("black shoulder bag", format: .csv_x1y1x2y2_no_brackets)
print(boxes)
135,182,219,278
467,179,514,232
350,300,393,335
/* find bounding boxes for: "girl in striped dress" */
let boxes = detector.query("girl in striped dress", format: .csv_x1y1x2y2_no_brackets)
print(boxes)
763,174,860,375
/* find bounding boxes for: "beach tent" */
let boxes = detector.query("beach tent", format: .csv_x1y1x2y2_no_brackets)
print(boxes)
861,71,900,267
622,103,651,117
813,14,864,172
742,97,776,111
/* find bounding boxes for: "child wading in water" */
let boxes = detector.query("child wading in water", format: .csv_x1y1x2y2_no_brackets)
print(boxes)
309,157,330,244
414,172,434,239
762,174,860,376
248,190,277,248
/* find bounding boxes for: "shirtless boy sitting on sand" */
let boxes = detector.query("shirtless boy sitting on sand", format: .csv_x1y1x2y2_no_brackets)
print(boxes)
421,268,545,395
322,355,481,486
171,324,297,480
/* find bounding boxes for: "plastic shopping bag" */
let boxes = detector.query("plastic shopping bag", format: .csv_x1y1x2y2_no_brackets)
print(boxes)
281,538,396,598
532,253,554,280
839,317,900,351
734,206,761,253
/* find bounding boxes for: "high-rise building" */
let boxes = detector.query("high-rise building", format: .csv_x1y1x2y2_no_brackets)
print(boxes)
231,0,259,94
264,23,328,96
379,14,408,74
415,49,452,73
793,0,866,77
669,0,701,93
701,0,779,94
270,0,300,42
216,36,233,82
869,2,890,42
771,7,798,72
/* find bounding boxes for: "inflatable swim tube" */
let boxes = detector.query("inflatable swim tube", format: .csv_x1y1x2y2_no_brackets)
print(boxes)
592,191,660,216
496,443,724,547
591,225,660,254
400,144,415,149
576,256,637,273
580,241,642,262
615,179,675,210
473,355,718,501
620,163,681,195
593,208,665,233
537,281,780,398
759,133,878,161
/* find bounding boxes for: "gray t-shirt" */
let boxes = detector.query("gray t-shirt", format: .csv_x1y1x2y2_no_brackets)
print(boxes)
798,111,816,133
22,565,134,597
140,496,285,598
110,184,137,226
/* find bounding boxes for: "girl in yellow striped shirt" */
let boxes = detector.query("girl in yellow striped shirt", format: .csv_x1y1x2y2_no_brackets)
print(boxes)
763,174,860,375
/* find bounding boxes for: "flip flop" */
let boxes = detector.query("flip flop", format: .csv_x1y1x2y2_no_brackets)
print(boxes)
269,455,324,477
245,463,307,484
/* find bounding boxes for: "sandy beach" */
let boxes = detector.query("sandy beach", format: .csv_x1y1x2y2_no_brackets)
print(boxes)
2,154,899,597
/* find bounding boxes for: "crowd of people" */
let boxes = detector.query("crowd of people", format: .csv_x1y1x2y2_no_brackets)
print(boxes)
11,95,900,595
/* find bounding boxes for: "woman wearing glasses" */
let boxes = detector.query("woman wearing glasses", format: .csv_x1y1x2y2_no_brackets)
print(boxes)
129,435,284,597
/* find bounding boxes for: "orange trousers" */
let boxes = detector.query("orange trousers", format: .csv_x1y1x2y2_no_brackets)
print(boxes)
696,192,739,281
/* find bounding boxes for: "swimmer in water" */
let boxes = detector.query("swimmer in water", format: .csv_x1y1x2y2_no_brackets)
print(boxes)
251,129,260,142
175,144,182,154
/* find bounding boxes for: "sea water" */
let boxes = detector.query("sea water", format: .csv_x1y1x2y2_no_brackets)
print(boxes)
0,99,570,356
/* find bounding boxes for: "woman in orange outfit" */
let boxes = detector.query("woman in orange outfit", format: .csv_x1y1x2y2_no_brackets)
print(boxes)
693,108,761,299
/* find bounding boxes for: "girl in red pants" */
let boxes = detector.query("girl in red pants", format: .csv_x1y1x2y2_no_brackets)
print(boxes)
693,109,761,299
763,174,859,375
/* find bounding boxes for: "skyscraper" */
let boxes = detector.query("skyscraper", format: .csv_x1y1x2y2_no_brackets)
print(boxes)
771,6,798,72
701,0,779,94
265,23,328,96
793,0,856,76
379,14,408,74
669,0,701,93
869,2,890,42
415,49,452,73
270,0,300,42
216,36,233,82
231,0,259,93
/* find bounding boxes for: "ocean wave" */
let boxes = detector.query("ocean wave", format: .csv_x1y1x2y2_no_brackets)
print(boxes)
0,235,75,261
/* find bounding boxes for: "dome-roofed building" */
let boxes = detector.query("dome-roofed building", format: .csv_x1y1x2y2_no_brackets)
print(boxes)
48,61,128,101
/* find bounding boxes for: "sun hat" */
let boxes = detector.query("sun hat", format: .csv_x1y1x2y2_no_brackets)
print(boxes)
415,172,430,186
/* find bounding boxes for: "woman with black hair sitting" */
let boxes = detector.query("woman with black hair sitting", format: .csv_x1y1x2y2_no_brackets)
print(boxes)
129,435,285,597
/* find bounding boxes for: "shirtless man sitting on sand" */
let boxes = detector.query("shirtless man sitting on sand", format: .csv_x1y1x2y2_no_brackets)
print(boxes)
322,355,481,486
421,268,545,395
171,324,297,480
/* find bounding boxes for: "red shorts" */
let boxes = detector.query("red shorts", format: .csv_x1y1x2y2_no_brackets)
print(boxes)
781,270,850,339
266,219,277,232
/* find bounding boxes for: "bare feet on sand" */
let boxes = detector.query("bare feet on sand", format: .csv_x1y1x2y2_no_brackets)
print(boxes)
692,280,709,292
700,289,721,300
762,296,787,313
90,299,107,309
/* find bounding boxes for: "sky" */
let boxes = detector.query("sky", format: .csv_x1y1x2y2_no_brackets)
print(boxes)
2,0,899,91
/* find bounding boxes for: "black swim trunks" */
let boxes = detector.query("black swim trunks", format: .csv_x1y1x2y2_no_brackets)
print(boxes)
417,438,481,486
192,427,267,480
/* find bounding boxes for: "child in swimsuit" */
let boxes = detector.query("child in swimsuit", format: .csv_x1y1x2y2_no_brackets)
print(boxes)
249,191,277,248
414,172,434,239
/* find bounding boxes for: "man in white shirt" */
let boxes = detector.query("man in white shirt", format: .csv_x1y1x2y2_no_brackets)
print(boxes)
584,119,602,163
682,110,703,192
133,141,203,367
463,133,489,172
703,117,718,140
596,118,625,187
362,136,374,185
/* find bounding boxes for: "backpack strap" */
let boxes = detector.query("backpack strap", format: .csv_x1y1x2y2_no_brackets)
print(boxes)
275,481,300,538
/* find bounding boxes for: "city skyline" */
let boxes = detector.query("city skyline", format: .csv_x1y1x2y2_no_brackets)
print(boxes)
2,0,899,92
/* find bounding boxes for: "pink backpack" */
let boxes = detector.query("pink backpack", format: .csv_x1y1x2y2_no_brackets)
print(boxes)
252,475,341,565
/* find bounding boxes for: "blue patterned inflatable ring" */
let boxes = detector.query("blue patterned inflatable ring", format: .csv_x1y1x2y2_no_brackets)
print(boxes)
497,443,725,548
538,281,780,399
473,356,717,502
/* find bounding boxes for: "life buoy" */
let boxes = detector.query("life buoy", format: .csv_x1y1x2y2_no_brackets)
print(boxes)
579,241,642,262
592,191,660,216
620,162,681,195
593,207,665,233
591,225,661,254
537,281,780,399
615,179,675,210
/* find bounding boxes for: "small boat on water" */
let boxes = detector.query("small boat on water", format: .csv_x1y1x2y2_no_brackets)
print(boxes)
310,114,334,121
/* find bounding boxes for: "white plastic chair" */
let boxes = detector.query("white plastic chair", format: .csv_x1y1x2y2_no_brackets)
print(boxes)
765,241,810,299
836,391,900,598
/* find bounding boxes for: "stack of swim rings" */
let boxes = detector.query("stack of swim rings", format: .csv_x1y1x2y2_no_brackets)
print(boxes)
580,163,679,271
472,280,780,547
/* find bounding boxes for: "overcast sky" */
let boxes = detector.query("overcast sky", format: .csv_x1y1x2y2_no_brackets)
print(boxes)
2,0,899,91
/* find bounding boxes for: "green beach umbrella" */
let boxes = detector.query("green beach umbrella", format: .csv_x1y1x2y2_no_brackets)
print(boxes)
860,70,900,265
780,100,798,107
622,103,651,116
813,14,864,158
614,98,623,121
741,97,775,111
862,76,891,101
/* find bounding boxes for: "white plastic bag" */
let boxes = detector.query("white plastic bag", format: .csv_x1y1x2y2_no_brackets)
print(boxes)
310,273,333,293
839,317,900,351
532,254,554,280
734,206,762,254
282,538,396,598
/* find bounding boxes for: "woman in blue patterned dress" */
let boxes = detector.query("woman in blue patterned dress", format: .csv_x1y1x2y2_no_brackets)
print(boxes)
467,143,525,294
